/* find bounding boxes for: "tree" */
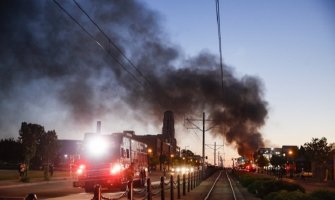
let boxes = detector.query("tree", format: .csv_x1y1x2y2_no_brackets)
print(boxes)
19,122,45,181
0,138,23,164
303,137,331,163
297,146,311,172
40,130,58,163
181,149,194,157
38,130,59,180
256,155,269,170
303,137,331,181
270,154,286,168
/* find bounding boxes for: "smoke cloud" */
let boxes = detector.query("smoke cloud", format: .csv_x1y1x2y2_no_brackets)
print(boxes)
0,0,267,156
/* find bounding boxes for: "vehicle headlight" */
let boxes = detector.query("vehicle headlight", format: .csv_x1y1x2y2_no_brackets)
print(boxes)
87,136,109,157
110,163,122,174
76,164,86,175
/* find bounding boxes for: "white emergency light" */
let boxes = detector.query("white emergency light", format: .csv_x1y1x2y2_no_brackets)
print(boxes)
87,135,109,157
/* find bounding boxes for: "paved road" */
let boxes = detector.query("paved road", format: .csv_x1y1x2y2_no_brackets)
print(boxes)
0,179,83,199
0,171,165,199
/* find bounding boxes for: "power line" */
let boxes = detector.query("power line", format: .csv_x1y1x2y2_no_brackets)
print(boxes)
215,0,224,90
52,0,144,87
72,0,153,87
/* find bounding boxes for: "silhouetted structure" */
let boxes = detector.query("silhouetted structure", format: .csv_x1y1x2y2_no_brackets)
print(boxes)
161,111,177,154
162,111,175,139
133,111,180,171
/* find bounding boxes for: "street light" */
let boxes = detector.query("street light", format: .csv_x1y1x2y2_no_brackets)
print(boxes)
287,150,294,177
147,148,153,172
148,148,153,154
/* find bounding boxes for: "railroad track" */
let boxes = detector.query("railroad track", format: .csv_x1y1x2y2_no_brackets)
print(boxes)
204,169,247,200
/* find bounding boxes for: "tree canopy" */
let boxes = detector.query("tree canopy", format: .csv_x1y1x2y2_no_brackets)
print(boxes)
0,138,22,163
270,154,286,167
18,122,59,173
303,137,331,164
19,122,45,167
256,155,269,168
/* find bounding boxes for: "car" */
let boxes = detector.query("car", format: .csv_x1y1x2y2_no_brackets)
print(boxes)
170,166,195,175
297,171,313,178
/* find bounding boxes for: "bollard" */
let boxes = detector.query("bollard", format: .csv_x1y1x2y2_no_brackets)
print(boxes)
190,172,193,190
182,174,186,196
25,193,38,200
195,171,197,186
127,181,133,200
161,176,165,200
92,184,101,200
187,173,190,193
198,170,200,185
191,172,194,190
147,178,152,200
170,175,174,200
177,175,180,199
193,172,195,189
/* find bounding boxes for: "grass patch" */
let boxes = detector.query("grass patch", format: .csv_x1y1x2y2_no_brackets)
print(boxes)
0,170,69,181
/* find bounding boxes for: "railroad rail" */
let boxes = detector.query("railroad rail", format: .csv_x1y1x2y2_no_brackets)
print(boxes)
204,169,244,200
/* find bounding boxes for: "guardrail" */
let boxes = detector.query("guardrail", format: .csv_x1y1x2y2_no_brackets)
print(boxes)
91,170,204,200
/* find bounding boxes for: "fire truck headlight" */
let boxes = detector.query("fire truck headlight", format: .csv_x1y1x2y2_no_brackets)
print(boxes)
110,164,122,174
76,164,86,175
77,168,84,175
87,136,109,157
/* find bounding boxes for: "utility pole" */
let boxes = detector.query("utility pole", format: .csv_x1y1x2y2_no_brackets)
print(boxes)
185,112,217,177
217,152,223,167
205,142,224,166
202,112,205,174
214,142,216,165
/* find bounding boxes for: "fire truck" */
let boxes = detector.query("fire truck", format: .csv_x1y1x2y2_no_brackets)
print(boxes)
73,132,148,192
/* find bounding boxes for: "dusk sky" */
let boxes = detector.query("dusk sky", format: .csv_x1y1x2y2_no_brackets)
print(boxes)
0,0,334,166
144,0,335,161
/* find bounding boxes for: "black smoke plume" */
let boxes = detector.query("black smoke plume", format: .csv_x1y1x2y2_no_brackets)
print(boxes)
0,0,267,156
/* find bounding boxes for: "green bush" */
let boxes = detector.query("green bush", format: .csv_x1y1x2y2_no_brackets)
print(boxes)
239,174,257,187
247,179,270,196
276,180,305,193
247,179,305,198
238,173,272,187
264,189,335,200
310,190,335,200
263,191,311,200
